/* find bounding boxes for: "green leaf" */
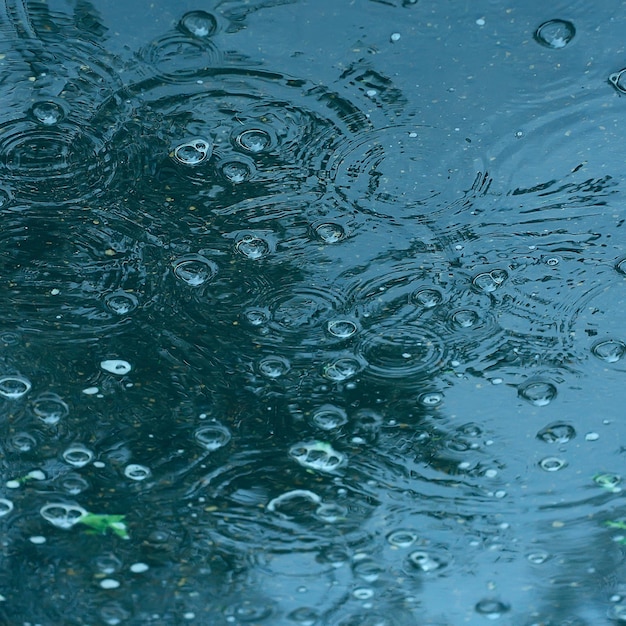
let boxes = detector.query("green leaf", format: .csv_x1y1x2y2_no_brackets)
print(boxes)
78,513,129,539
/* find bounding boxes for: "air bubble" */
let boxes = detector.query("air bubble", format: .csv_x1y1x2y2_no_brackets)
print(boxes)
287,607,319,625
235,235,270,260
104,291,138,316
311,405,348,430
219,158,254,183
289,441,346,472
233,128,274,153
30,101,65,125
32,392,69,424
315,502,347,523
179,10,218,38
124,464,151,481
9,432,37,452
418,391,443,407
592,339,626,363
194,423,231,451
387,529,417,548
258,355,291,378
100,360,132,376
327,319,358,339
0,499,13,517
172,138,212,165
518,380,557,406
267,489,322,517
323,356,363,381
475,598,510,619
527,551,549,564
472,269,508,293
539,456,567,472
40,502,87,529
63,444,94,468
172,255,218,286
408,549,448,573
536,422,576,444
411,288,443,308
0,375,31,399
534,19,576,49
314,222,346,243
451,309,479,328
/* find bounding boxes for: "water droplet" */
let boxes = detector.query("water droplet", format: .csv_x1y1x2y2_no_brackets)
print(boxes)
100,360,132,376
289,441,346,472
0,375,31,399
451,309,479,328
233,128,274,153
172,137,213,165
539,456,567,472
472,269,508,293
327,319,358,339
29,100,65,125
518,380,557,406
235,235,271,260
592,339,626,363
40,502,87,529
311,405,348,430
314,222,346,243
534,19,576,49
408,549,449,573
32,392,69,423
124,464,151,481
104,291,139,315
63,444,94,468
258,355,291,378
173,255,218,286
411,288,443,308
179,10,218,38
194,423,231,451
475,598,510,619
0,499,13,517
418,391,443,407
219,158,254,183
536,422,576,444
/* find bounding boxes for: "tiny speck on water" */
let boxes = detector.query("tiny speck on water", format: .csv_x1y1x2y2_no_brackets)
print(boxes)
29,536,46,544
585,432,599,441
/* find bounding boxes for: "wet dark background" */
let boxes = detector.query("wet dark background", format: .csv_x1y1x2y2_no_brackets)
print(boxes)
2,0,626,624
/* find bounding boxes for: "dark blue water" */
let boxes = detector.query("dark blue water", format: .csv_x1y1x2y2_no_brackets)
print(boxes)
2,0,626,624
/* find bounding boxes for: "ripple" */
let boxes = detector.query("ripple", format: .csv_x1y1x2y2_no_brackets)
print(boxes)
194,423,232,451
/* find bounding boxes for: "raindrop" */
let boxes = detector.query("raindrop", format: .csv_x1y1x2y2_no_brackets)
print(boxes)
63,444,94,468
0,499,13,517
539,456,567,472
9,432,37,452
289,441,346,472
310,405,348,430
314,222,346,243
172,255,218,286
32,392,69,424
592,339,626,363
194,423,231,451
40,502,87,529
235,235,271,260
29,101,65,125
323,356,363,381
534,19,576,49
100,360,132,376
327,319,358,339
475,598,510,619
518,380,557,406
172,137,213,165
451,309,479,328
124,464,151,481
411,288,443,308
536,422,576,444
387,529,417,548
233,128,274,153
219,158,254,183
258,355,291,378
0,375,31,399
352,587,374,600
472,269,508,293
104,291,139,316
179,10,218,38
408,549,449,572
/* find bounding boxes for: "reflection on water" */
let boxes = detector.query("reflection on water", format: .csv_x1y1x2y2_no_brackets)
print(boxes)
2,0,626,624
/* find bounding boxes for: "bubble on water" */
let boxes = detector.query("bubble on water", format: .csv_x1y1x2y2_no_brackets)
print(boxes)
9,432,37,452
411,288,444,308
0,375,31,399
59,473,91,495
267,490,322,518
100,602,130,625
218,157,255,183
472,269,508,293
539,456,567,472
31,392,69,424
100,578,121,590
536,422,576,444
352,587,374,600
233,127,275,153
592,339,626,363
63,444,94,468
353,559,384,582
94,554,123,575
179,10,218,38
258,355,291,378
314,222,346,243
287,606,319,625
289,441,346,472
418,391,443,407
100,360,132,376
323,356,364,382
172,137,213,165
242,307,271,327
130,562,149,573
407,549,449,573
594,473,621,491
450,309,480,328
527,550,550,564
475,598,510,619
315,502,347,523
172,255,218,286
534,19,576,49
310,405,348,430
327,319,359,339
518,380,557,406
387,529,417,548
0,499,13,517
29,100,65,125
225,601,274,622
235,234,271,260
194,423,231,451
104,291,139,316
124,464,151,481
40,502,87,529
